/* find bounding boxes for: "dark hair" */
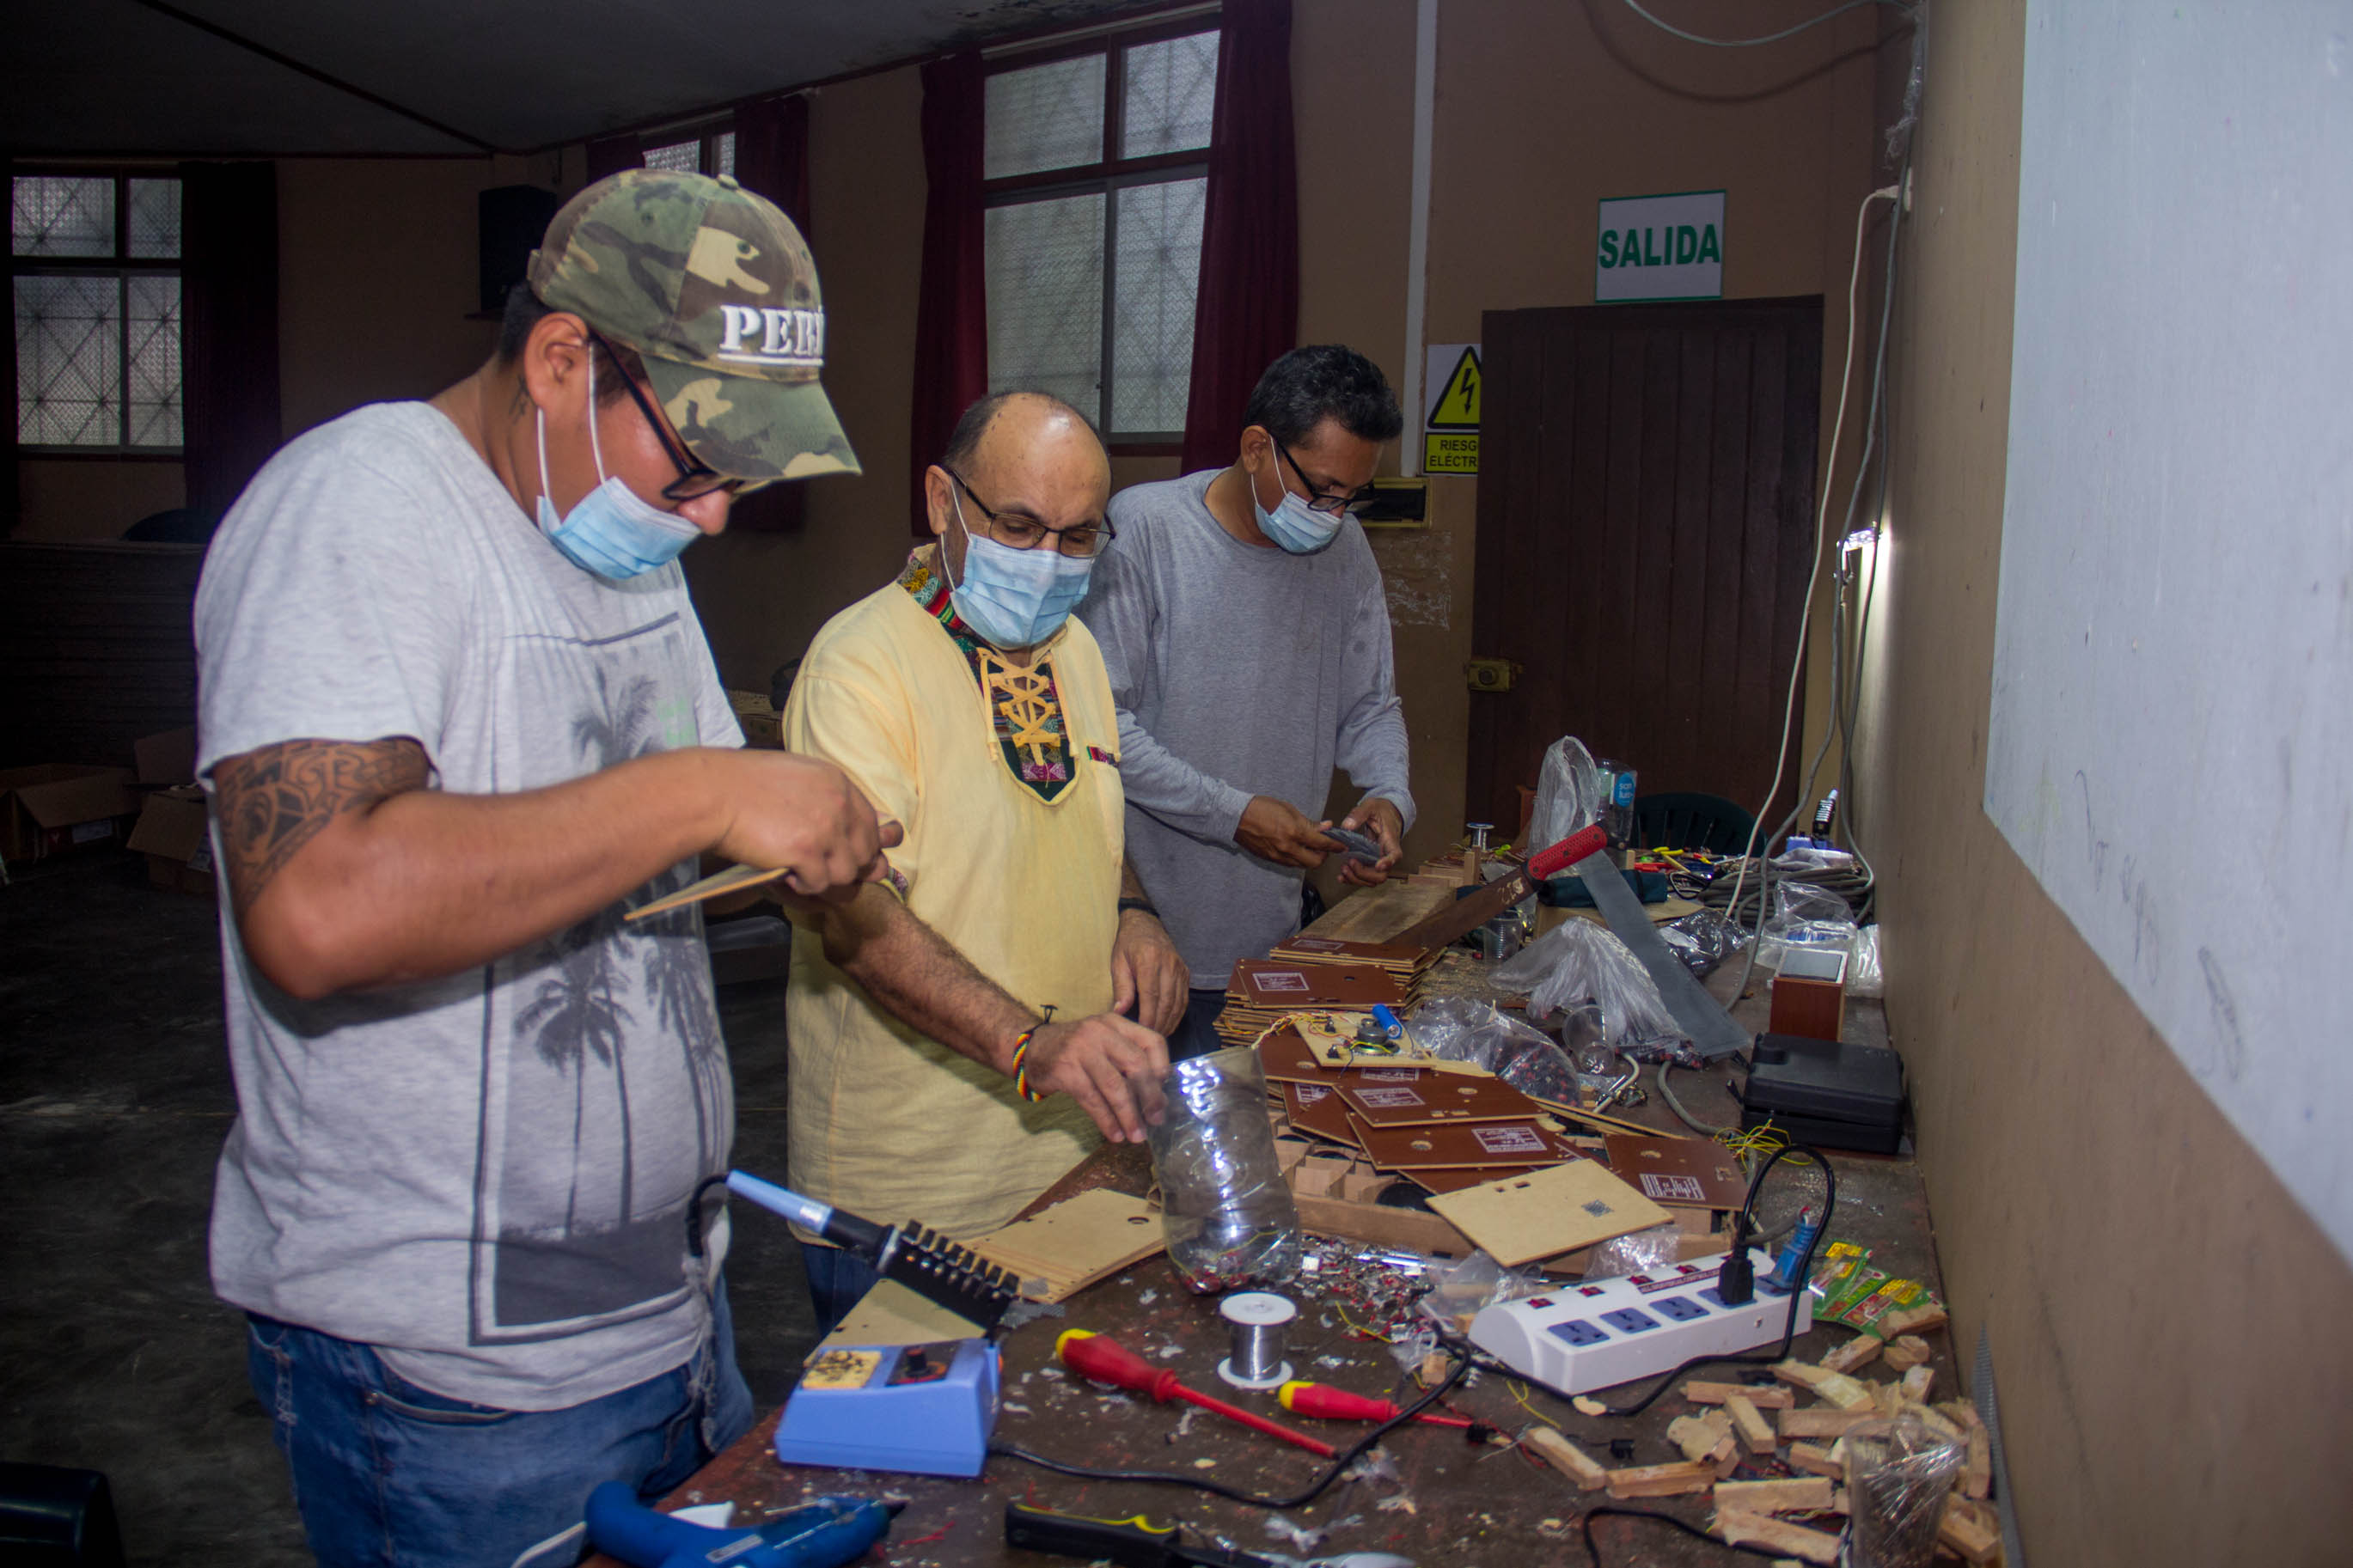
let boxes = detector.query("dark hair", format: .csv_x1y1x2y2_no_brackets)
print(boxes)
941,389,1103,472
497,284,638,405
1241,345,1403,448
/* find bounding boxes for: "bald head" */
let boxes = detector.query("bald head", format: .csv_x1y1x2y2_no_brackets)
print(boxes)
927,391,1111,571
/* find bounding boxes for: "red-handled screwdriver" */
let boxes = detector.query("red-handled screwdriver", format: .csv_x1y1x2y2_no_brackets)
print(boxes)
1278,1380,1476,1430
1055,1330,1336,1458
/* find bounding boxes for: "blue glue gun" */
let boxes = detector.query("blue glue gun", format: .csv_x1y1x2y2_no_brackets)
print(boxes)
584,1483,900,1568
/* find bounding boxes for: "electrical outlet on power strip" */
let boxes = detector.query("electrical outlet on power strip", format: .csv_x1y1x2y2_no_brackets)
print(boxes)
1466,1248,1812,1395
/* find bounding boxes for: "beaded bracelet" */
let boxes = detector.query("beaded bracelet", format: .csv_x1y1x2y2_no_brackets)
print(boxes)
1010,1005,1056,1102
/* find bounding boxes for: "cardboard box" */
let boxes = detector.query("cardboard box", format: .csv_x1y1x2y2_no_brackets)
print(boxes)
133,725,199,786
1769,948,1849,1042
126,785,215,895
0,766,141,863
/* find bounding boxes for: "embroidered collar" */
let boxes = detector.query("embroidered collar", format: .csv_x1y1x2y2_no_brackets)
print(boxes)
897,545,1079,802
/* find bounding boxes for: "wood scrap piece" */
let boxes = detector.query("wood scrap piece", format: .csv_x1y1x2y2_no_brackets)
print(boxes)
1714,1477,1835,1516
1879,1333,1932,1372
1899,1364,1935,1403
1938,1494,2001,1564
966,1189,1164,1303
1712,1510,1841,1566
1772,1361,1876,1409
1964,1424,1992,1499
1684,1380,1794,1409
1668,1411,1735,1465
1818,1333,1883,1375
1875,1384,1909,1419
1723,1394,1777,1455
1937,1398,1984,1432
1780,1408,1892,1440
1604,1461,1714,1498
1878,1303,1948,1338
1520,1426,1608,1491
1785,1441,1843,1480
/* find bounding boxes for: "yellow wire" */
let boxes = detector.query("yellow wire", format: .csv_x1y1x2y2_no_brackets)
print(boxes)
1333,1303,1393,1344
1508,1380,1560,1431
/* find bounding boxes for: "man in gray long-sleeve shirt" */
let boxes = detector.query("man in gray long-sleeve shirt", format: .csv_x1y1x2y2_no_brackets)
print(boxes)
1079,345,1415,1057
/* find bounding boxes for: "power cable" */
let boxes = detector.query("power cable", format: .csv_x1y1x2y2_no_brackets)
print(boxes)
1618,0,1913,50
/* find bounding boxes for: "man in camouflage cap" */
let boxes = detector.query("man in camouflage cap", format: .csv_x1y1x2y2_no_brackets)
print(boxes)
193,169,893,1567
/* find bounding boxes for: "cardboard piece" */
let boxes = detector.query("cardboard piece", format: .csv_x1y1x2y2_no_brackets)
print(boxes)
133,726,198,785
1602,1133,1751,1211
126,785,214,895
966,1188,1164,1303
0,766,140,863
1337,1070,1543,1128
1426,1159,1673,1266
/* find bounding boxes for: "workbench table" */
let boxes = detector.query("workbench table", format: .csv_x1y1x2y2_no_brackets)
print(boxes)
592,916,1941,1568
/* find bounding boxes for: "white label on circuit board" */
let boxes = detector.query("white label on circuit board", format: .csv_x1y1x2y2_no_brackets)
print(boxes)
1354,1087,1425,1108
1474,1126,1547,1156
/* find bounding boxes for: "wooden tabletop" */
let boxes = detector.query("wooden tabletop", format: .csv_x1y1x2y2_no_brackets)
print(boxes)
592,906,1937,1568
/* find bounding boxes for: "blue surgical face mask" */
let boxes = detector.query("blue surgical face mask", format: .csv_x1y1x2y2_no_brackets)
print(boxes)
1250,457,1345,555
944,491,1096,650
533,354,702,581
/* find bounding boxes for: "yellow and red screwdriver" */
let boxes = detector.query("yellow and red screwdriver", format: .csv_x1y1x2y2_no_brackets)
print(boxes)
1055,1331,1336,1457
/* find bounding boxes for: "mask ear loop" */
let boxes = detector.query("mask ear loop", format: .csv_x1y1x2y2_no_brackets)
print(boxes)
584,346,611,485
941,480,970,595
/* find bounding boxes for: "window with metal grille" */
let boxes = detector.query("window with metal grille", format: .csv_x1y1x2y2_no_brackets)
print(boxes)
985,24,1218,445
12,171,184,452
641,124,736,180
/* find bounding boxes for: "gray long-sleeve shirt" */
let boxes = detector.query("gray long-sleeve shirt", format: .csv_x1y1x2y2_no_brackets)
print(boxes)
1079,469,1415,987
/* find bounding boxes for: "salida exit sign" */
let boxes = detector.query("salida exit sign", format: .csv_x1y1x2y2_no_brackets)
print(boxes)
1596,190,1725,302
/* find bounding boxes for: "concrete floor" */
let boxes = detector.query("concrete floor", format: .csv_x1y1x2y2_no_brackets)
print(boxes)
0,851,821,1566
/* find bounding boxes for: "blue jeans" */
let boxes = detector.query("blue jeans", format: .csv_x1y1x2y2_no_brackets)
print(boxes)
1168,986,1232,1061
799,1245,883,1340
246,1285,753,1568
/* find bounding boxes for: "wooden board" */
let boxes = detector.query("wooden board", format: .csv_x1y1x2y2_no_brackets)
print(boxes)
1281,1080,1362,1146
1229,960,1406,1009
1354,1117,1581,1170
1602,1134,1751,1211
967,1189,1165,1303
1335,1071,1544,1128
1426,1159,1674,1266
1299,878,1453,943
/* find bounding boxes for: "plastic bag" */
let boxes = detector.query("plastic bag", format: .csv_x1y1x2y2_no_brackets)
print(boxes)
1140,1047,1300,1293
1758,879,1860,971
1580,1222,1683,1281
1408,997,1580,1104
1490,920,1683,1048
1659,907,1750,977
1529,736,1605,853
1845,1412,1967,1568
1849,923,1885,998
1420,1250,1543,1325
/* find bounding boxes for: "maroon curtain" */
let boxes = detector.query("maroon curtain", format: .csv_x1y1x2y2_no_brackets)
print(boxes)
180,162,281,519
725,93,815,534
909,52,989,536
584,134,643,184
1178,0,1299,474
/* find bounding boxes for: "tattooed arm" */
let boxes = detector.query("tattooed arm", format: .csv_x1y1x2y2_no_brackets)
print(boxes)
214,736,896,999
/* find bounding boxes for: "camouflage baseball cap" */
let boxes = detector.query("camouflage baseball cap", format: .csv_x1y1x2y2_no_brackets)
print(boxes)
527,168,859,482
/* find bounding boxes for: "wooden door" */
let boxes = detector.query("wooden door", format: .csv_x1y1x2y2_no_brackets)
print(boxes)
1464,297,1824,839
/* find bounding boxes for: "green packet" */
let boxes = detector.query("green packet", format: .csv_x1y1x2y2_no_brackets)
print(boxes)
1807,1240,1942,1337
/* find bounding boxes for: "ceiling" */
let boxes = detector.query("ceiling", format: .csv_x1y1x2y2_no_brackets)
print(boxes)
5,0,1164,158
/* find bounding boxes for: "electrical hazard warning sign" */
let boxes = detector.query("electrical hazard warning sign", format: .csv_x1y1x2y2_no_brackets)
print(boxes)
1422,342,1480,474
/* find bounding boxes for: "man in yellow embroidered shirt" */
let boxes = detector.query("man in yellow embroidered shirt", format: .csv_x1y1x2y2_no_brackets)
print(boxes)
779,391,1186,1327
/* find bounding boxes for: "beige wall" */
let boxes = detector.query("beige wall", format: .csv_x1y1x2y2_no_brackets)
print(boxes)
1854,2,2353,1561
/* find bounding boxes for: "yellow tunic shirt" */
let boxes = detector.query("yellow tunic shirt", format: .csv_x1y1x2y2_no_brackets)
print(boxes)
781,551,1122,1238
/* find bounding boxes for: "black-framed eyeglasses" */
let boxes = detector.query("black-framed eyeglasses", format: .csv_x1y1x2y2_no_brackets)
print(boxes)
589,329,761,502
1275,441,1378,516
943,467,1115,558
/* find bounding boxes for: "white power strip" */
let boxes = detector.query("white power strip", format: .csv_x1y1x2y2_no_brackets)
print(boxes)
1466,1249,1811,1394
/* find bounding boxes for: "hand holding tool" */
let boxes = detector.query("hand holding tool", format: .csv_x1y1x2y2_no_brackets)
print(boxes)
1055,1330,1335,1457
584,1483,897,1568
1005,1502,1413,1567
1276,1380,1478,1431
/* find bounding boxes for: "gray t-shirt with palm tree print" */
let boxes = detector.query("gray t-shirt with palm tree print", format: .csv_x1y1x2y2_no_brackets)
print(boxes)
194,401,743,1412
